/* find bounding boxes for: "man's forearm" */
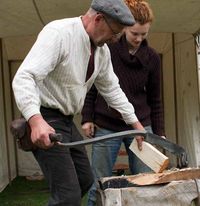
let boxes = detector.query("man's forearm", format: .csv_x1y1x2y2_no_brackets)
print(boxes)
131,121,145,130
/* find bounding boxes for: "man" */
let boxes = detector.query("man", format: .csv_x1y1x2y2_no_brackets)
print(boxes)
12,0,145,205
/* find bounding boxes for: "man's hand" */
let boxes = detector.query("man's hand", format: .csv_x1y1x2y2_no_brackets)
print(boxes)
131,121,145,151
28,114,55,149
82,122,95,138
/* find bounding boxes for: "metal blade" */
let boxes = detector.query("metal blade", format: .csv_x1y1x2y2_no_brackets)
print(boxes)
55,129,188,168
57,129,146,147
145,133,185,155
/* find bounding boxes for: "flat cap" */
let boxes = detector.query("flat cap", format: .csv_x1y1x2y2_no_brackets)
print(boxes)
91,0,135,26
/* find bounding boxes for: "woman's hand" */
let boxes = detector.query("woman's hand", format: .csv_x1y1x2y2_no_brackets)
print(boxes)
82,122,95,138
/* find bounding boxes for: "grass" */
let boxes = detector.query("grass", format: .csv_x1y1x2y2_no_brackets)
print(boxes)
0,176,87,206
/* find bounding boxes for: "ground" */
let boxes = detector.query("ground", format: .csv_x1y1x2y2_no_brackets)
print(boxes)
0,176,87,206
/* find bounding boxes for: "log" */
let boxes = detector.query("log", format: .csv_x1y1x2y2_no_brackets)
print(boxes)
129,139,169,173
99,168,200,186
127,167,200,185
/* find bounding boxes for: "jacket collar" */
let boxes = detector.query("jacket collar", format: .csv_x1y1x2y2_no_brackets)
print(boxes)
111,34,150,68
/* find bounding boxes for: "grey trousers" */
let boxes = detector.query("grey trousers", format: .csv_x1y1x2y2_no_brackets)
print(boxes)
33,107,93,206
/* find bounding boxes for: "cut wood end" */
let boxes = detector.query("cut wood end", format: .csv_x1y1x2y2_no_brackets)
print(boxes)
157,158,169,173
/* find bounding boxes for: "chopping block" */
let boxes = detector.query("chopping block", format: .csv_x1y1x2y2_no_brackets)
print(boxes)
97,168,200,206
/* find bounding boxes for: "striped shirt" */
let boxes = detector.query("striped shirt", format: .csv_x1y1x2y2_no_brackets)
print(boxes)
12,17,138,125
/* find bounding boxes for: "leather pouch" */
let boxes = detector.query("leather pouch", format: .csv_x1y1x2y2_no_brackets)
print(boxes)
10,118,36,151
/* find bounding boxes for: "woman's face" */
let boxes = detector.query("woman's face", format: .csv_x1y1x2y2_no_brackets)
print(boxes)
125,22,151,49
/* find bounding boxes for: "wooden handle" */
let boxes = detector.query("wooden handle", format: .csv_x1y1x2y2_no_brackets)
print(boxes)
49,133,63,142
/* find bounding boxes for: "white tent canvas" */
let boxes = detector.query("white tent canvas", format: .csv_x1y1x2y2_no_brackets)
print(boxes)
0,0,200,192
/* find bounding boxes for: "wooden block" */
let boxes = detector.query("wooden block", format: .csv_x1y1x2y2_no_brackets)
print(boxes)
97,170,200,206
129,139,169,173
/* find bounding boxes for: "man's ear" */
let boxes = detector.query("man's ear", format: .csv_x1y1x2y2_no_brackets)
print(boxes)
95,13,104,23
